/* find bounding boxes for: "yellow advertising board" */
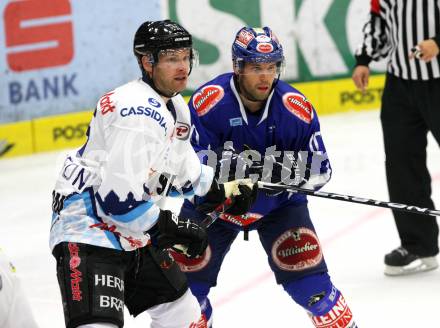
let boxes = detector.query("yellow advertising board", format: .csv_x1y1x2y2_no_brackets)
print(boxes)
318,75,385,114
33,111,93,153
290,81,322,114
294,75,385,115
0,121,33,158
0,75,385,159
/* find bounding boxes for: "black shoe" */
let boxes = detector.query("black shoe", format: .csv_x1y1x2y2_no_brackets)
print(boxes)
384,247,438,276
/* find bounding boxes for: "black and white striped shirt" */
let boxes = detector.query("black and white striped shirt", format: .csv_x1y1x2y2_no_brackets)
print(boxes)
356,0,440,80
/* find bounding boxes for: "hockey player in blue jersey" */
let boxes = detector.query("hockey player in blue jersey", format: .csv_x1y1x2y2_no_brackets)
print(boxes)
171,26,358,327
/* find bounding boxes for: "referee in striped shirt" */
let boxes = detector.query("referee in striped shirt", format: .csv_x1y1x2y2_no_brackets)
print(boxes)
353,0,439,276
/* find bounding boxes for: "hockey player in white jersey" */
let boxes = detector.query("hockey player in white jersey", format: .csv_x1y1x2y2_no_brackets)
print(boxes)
0,248,39,328
49,20,256,328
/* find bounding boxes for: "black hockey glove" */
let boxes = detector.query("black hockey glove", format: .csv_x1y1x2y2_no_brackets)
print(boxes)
254,151,310,196
157,210,208,258
196,178,258,216
226,182,258,215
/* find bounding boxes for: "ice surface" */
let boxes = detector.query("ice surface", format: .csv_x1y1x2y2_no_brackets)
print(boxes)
1,110,439,327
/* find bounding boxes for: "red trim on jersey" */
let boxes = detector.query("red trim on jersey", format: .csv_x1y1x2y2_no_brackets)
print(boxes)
371,0,380,14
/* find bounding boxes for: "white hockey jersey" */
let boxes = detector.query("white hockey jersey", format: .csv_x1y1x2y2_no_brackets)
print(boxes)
0,248,39,328
49,79,214,251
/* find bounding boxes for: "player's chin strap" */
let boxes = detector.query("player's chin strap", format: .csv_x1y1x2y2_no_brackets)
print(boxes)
258,181,440,217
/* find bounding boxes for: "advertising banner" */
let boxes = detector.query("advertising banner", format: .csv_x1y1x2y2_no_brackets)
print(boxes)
0,120,33,158
0,0,161,123
164,0,387,90
0,0,388,158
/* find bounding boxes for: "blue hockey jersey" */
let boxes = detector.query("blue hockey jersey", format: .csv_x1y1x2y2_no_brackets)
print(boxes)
187,73,332,223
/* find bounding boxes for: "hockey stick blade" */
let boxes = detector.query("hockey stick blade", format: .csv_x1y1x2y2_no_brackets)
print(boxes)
257,181,440,217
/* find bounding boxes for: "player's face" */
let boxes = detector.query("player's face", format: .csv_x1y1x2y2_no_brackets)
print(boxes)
238,62,278,101
146,48,191,95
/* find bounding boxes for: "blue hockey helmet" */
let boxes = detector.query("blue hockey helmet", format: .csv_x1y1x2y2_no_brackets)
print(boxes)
232,26,285,73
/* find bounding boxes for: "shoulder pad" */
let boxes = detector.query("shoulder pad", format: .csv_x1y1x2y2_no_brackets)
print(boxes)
282,92,314,124
192,85,225,116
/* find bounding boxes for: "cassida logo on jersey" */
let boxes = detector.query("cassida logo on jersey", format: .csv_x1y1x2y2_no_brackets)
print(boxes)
271,227,322,271
120,106,167,133
256,42,274,53
192,85,224,117
169,245,212,272
173,121,190,140
282,92,314,124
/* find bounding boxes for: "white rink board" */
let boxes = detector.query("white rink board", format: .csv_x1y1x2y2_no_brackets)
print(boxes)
1,110,439,327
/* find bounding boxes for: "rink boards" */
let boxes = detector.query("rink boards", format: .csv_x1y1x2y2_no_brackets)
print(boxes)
0,75,384,159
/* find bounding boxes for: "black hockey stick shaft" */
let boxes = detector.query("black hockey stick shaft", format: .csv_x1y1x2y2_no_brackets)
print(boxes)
257,181,440,217
200,197,233,228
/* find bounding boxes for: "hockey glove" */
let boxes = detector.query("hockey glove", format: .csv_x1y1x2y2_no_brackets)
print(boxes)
196,178,257,215
157,210,208,258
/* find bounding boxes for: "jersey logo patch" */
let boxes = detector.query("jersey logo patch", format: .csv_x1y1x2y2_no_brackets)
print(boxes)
169,245,212,272
192,85,224,116
271,227,322,271
282,92,314,124
99,91,115,115
229,117,243,126
173,121,190,140
220,212,262,227
148,97,161,108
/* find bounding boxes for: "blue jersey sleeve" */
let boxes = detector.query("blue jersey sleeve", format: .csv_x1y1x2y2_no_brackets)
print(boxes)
297,106,332,191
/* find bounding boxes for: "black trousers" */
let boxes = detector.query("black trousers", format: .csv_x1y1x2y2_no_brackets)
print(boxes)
381,73,440,256
53,242,188,328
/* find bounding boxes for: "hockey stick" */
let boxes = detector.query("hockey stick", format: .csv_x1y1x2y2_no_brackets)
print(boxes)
171,199,232,256
199,196,236,226
257,181,440,217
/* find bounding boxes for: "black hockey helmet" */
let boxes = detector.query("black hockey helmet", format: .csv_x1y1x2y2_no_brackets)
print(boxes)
133,19,196,66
